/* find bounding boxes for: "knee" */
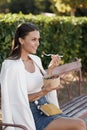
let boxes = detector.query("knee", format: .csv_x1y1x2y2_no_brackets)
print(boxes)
76,118,86,130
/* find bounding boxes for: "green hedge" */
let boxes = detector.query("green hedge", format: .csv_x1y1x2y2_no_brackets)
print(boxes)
0,13,87,75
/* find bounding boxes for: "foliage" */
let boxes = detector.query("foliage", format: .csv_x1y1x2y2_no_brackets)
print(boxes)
0,13,87,75
1,0,87,16
50,0,87,16
60,0,87,8
34,0,52,13
0,0,52,14
8,0,35,14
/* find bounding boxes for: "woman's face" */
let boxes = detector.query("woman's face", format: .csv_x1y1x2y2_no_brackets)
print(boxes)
19,30,40,54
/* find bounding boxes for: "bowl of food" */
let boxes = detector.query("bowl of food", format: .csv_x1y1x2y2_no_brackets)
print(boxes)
43,74,61,90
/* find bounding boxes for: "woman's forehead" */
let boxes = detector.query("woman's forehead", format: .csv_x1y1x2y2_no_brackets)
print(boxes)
27,30,40,37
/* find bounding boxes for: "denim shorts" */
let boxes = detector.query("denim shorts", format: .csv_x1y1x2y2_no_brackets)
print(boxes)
29,96,68,130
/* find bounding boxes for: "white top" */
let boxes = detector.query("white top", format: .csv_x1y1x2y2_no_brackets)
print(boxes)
0,54,59,130
25,63,44,94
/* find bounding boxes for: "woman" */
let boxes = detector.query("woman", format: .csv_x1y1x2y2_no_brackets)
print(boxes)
0,22,86,130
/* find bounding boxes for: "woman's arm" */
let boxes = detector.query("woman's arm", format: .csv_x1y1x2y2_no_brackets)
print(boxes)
28,82,60,102
28,89,48,102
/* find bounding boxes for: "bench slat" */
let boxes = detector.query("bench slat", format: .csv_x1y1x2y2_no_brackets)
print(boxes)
61,95,87,118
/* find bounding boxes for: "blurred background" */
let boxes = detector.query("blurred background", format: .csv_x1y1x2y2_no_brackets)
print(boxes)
0,0,87,16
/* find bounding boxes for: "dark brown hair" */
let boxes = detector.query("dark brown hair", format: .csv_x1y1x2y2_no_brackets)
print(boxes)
9,22,39,60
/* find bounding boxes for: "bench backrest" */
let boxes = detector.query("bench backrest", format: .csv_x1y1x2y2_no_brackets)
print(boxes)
50,59,82,100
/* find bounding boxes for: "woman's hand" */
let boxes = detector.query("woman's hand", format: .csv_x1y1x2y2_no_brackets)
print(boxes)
42,83,63,93
42,83,53,92
48,54,61,70
41,74,63,94
41,54,62,93
42,82,59,92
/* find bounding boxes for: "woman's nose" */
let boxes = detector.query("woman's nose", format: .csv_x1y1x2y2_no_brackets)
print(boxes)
37,40,40,46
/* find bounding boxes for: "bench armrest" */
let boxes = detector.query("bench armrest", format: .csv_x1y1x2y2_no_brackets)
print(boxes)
0,123,28,130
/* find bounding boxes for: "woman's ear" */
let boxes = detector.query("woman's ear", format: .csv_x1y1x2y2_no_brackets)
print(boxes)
18,37,24,45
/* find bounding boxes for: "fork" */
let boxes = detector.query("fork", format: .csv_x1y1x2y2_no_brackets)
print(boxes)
41,51,63,57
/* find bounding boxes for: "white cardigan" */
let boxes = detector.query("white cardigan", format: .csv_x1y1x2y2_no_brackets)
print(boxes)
0,54,59,130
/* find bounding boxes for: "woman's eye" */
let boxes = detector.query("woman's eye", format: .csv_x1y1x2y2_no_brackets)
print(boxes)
32,38,40,42
32,38,37,41
32,38,35,41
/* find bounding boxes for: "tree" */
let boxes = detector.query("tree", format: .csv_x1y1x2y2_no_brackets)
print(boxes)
0,0,9,13
34,0,52,14
50,0,87,16
8,0,35,14
0,0,52,14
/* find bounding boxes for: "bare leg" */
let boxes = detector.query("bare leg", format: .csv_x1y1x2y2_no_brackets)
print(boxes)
45,117,86,130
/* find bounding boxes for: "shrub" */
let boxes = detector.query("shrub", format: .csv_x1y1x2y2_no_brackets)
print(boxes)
0,13,87,75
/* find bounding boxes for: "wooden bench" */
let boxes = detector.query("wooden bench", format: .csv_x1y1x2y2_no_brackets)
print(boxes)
52,58,82,100
0,123,28,130
60,95,87,118
51,58,87,121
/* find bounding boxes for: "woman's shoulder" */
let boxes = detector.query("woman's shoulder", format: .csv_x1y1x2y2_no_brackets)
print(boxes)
3,59,17,65
2,59,21,71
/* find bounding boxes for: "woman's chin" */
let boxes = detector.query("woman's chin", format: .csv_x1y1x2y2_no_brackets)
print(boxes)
31,51,37,54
